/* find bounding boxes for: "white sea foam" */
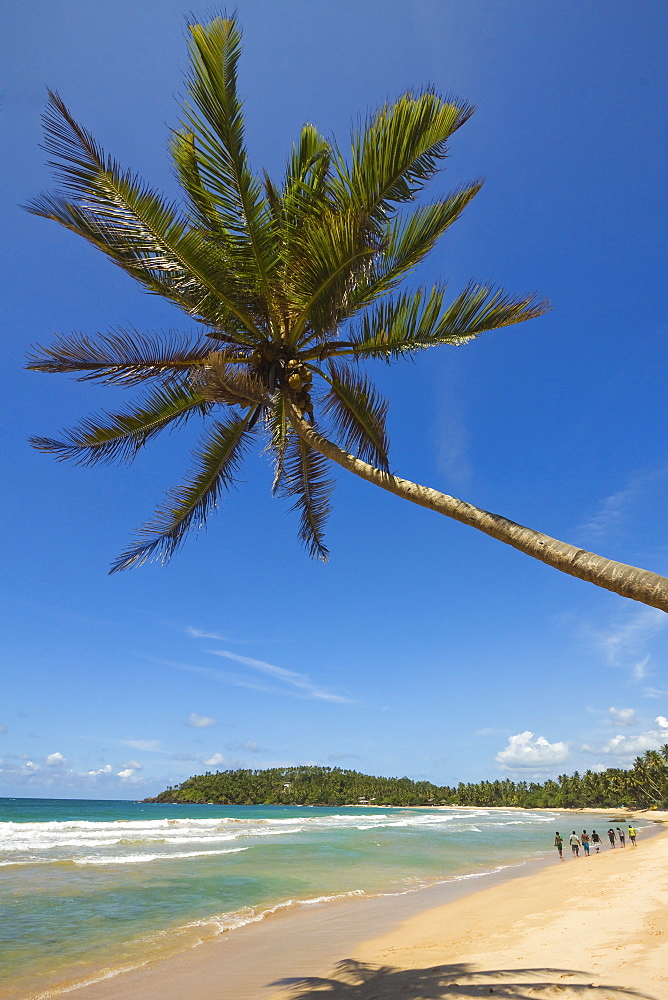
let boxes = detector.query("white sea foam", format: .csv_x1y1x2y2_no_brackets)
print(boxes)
73,847,249,865
0,807,571,869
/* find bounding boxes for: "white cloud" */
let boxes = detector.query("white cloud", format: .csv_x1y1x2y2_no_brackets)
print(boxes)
0,757,41,778
123,759,144,770
495,731,569,770
87,764,112,776
117,768,137,779
597,733,663,756
608,707,636,727
584,720,668,758
203,753,226,767
188,713,216,728
46,752,68,767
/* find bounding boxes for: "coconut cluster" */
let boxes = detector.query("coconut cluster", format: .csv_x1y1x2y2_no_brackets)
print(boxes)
284,358,313,418
244,347,314,418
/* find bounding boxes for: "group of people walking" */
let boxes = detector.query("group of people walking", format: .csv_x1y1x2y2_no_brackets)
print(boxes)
554,825,637,859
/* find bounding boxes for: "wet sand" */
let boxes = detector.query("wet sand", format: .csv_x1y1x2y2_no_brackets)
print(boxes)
61,821,668,1000
272,824,668,1000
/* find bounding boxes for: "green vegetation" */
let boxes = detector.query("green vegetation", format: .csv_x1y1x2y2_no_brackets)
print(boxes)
147,748,668,809
26,16,668,609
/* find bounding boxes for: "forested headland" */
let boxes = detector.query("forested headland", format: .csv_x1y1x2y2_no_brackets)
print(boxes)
145,748,668,809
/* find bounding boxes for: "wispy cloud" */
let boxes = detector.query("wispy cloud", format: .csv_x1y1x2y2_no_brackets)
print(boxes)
225,741,266,753
186,627,257,645
582,605,667,681
187,627,230,642
154,631,354,703
578,465,668,540
120,739,163,752
205,649,353,703
434,385,472,488
148,656,290,696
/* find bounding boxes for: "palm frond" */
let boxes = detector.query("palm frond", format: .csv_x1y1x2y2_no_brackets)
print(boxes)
297,185,483,343
322,364,389,470
347,283,549,360
25,92,264,336
332,91,475,226
385,183,482,270
194,350,269,407
181,18,278,311
279,430,334,560
110,411,256,571
264,392,290,493
171,127,232,238
26,327,212,384
281,125,332,225
286,208,378,344
29,383,210,466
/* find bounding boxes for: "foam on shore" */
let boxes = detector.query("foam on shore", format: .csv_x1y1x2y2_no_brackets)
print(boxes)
39,822,668,1000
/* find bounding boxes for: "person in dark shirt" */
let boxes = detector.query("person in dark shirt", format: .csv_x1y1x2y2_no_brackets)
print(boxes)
554,832,564,858
591,830,602,853
608,828,616,847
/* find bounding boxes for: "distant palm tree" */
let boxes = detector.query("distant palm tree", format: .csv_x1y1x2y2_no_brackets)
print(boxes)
26,17,668,611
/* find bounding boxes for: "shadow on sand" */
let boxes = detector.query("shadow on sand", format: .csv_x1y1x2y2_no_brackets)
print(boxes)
271,957,658,999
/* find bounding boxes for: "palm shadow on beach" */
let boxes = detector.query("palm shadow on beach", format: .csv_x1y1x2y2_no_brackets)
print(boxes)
270,957,657,999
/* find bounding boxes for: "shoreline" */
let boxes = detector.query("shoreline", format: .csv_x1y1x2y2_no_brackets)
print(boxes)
325,823,668,1000
40,815,666,1000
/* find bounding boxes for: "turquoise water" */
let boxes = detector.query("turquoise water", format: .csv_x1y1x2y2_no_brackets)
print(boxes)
0,798,632,999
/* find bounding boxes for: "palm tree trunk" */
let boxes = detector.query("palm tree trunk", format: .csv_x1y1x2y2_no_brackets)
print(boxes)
286,403,668,612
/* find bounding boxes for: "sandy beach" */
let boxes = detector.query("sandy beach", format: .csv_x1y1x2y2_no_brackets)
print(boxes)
58,818,668,1000
271,823,668,1000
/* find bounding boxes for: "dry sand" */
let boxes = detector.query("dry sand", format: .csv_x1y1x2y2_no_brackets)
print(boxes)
64,821,668,1000
270,825,668,1000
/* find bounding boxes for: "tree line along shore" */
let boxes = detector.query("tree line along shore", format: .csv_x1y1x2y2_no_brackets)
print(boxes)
144,751,668,809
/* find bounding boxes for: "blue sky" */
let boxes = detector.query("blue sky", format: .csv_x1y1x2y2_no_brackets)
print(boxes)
3,0,668,799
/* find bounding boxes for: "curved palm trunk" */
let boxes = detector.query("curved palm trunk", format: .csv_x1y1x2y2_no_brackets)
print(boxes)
287,403,668,612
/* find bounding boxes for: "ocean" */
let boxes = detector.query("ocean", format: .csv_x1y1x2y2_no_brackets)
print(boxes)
0,798,637,1000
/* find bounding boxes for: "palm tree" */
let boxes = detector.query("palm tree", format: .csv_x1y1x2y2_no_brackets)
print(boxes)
26,16,668,611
